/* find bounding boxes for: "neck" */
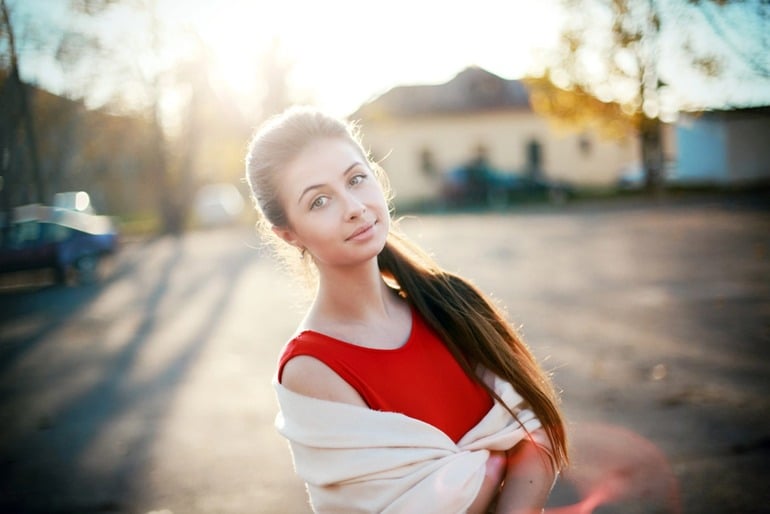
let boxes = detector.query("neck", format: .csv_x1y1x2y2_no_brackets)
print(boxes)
312,257,397,323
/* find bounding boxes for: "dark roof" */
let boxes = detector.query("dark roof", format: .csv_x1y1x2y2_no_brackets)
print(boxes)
352,66,531,119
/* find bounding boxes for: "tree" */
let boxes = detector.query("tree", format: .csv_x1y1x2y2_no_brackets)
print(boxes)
544,0,769,193
2,1,298,233
523,72,639,141
256,37,293,121
0,0,45,219
2,0,197,233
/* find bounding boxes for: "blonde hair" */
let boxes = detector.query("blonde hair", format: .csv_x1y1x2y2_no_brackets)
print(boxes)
244,106,568,470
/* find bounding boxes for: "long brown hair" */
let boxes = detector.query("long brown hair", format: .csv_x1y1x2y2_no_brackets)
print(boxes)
245,106,568,470
378,229,568,470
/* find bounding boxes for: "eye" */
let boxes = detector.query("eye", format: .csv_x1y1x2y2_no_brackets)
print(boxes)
310,196,328,210
349,173,367,186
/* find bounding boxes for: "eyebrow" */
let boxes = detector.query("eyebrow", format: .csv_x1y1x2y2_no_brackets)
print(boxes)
297,162,362,205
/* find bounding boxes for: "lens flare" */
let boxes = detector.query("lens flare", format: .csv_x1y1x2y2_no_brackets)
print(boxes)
546,423,682,514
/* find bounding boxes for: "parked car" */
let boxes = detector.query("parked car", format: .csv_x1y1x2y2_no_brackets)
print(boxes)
441,165,574,208
490,173,574,205
0,204,119,285
617,160,680,190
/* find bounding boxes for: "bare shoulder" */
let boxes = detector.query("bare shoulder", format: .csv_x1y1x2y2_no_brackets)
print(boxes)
281,355,368,407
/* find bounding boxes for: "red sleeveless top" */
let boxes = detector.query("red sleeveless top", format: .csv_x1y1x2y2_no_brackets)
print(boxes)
277,307,493,443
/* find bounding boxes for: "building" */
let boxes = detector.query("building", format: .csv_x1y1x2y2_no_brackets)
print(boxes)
675,107,770,186
350,67,639,208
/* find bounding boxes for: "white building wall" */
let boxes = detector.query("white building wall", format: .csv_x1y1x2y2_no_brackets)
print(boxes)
357,110,638,206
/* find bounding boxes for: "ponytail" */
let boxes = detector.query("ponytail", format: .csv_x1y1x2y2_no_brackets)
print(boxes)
378,229,568,470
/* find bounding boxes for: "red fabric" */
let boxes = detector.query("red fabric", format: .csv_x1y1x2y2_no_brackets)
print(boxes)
277,307,493,443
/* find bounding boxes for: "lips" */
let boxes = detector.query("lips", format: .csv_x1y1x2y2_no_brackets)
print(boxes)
346,221,376,241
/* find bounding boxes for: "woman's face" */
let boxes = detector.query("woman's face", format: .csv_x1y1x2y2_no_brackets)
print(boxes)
273,137,390,269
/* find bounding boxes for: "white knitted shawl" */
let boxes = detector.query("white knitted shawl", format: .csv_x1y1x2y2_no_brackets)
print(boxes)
274,371,545,514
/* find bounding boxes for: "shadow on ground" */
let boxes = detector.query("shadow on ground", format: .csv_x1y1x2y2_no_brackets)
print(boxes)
0,232,256,513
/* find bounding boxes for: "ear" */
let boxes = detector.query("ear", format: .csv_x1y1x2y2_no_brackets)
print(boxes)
272,225,303,249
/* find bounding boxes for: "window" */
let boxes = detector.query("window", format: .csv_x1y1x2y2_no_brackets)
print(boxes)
526,139,542,175
419,147,436,176
579,134,592,156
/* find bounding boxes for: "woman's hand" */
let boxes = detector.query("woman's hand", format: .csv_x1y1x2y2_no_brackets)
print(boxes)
467,451,507,514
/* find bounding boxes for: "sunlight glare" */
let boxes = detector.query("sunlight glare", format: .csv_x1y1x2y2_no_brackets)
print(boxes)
168,0,564,117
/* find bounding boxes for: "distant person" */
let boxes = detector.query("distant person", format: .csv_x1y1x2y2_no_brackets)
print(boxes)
244,106,568,513
464,145,492,205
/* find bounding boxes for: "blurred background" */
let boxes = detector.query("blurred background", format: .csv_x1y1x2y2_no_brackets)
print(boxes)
1,0,768,234
0,0,768,513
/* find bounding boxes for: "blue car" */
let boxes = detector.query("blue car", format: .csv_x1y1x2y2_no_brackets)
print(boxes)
0,205,119,285
441,165,574,208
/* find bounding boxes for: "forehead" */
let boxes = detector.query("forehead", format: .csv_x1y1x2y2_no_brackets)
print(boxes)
280,137,363,189
293,136,361,172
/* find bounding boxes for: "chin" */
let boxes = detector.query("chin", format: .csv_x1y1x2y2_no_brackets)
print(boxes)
362,237,389,263
364,240,388,261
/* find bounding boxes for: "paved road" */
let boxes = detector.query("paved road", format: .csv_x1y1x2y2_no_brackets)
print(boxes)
1,193,768,513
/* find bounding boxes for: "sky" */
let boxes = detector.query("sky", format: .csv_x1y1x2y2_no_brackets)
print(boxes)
173,0,568,117
6,0,770,120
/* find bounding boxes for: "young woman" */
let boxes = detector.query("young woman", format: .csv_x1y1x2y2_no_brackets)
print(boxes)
245,106,568,513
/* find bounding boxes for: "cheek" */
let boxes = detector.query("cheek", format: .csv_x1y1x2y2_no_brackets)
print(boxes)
364,181,388,207
302,212,343,244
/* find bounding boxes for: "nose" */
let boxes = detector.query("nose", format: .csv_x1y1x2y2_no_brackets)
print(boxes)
343,191,366,220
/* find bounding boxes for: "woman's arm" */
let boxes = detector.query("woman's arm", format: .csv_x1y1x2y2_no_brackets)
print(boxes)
495,435,558,514
281,355,368,406
467,451,506,514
